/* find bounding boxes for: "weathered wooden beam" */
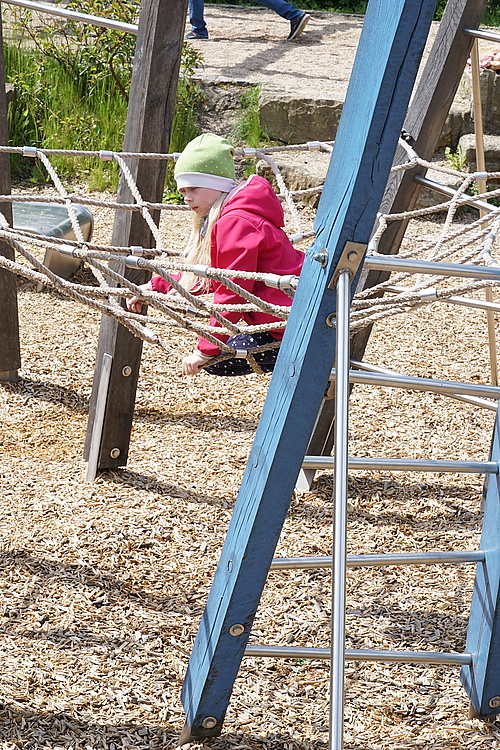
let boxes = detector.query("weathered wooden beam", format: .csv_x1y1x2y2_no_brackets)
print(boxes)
303,0,488,478
83,0,187,468
462,405,500,717
0,5,20,381
180,0,437,740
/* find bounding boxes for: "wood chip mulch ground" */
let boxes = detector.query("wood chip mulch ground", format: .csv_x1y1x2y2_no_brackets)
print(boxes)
2,187,500,750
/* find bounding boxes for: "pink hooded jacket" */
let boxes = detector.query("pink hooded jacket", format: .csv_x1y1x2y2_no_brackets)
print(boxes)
151,174,305,357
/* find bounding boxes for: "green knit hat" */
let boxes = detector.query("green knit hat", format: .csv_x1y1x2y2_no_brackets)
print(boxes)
174,133,236,192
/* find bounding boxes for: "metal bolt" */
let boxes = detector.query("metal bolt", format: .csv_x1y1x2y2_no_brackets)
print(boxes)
110,448,121,459
489,696,500,709
229,623,245,636
122,366,132,377
347,250,359,261
313,248,328,267
202,717,217,729
326,313,336,328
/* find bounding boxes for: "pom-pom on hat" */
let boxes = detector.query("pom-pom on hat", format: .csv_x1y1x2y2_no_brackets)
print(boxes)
174,133,236,192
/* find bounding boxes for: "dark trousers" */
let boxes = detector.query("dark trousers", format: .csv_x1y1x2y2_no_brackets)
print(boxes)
204,332,280,377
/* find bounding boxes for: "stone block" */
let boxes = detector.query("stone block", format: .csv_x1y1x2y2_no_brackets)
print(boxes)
437,101,473,151
256,150,330,207
461,68,500,136
458,132,500,173
258,84,343,145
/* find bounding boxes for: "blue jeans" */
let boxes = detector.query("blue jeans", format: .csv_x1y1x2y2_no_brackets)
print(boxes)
188,0,303,36
256,0,304,21
188,0,208,37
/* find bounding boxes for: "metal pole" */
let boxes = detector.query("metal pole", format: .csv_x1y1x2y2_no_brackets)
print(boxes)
2,0,139,34
413,174,493,213
301,456,498,473
330,268,351,750
466,28,500,44
270,549,485,570
331,368,500,399
470,38,498,385
244,644,472,666
363,254,500,280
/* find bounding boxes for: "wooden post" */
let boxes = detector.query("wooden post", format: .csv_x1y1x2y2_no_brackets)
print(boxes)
302,0,488,483
180,0,437,740
0,4,21,381
461,405,500,717
83,0,187,469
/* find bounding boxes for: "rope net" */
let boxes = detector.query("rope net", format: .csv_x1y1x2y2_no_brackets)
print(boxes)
1,136,500,370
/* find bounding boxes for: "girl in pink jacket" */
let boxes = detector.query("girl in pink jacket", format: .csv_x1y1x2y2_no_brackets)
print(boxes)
127,133,304,376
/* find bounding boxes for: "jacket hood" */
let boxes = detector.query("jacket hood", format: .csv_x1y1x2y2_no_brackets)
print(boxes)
220,174,285,228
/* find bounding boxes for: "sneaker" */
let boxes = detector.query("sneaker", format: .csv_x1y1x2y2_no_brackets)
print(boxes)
287,12,310,40
185,30,208,40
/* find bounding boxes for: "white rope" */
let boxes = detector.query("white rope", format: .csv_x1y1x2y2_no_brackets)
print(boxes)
4,136,500,365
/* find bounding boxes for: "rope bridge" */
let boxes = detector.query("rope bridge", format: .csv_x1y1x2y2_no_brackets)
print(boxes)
1,136,500,373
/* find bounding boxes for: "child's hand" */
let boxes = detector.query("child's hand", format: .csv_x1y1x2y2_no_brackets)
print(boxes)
182,351,210,376
126,281,152,313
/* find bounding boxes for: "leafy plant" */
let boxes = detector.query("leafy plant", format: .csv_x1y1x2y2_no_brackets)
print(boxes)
230,86,266,147
5,0,204,190
228,85,273,177
444,144,467,172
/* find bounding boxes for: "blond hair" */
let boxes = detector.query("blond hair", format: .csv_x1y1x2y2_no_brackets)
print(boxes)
177,191,229,292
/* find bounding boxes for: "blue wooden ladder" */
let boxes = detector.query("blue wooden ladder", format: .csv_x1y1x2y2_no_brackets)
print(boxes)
180,0,500,743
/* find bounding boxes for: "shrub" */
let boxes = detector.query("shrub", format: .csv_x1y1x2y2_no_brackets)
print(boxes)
5,0,204,189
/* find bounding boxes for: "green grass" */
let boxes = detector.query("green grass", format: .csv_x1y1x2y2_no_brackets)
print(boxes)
5,30,204,191
5,42,127,188
230,86,267,147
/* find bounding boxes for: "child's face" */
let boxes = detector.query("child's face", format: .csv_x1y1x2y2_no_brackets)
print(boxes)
179,186,223,217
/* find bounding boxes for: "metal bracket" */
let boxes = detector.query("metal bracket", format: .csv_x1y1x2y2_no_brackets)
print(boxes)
328,241,367,290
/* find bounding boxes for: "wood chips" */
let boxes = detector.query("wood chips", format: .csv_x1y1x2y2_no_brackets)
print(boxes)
2,188,500,750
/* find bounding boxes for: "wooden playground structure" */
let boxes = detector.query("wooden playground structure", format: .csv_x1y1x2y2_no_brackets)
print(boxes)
3,0,500,748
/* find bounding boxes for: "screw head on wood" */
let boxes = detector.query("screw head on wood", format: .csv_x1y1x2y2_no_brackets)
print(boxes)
229,623,245,636
489,696,500,709
122,366,132,377
202,716,217,729
313,248,328,267
326,313,336,328
110,448,121,459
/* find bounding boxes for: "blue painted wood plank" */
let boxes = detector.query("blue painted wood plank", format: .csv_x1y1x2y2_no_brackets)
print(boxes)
181,0,438,740
461,407,500,716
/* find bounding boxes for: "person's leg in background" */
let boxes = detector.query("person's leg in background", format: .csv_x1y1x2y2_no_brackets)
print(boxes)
257,0,310,39
186,0,209,39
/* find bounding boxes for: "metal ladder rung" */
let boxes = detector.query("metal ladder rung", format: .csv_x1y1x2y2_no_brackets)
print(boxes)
270,550,485,570
363,253,500,280
245,645,472,666
351,359,497,411
302,456,498,473
331,368,500,399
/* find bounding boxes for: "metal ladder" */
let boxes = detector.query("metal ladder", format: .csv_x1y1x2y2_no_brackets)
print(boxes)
294,247,500,748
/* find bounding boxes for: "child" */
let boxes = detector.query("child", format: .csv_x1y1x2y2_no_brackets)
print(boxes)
127,133,304,376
